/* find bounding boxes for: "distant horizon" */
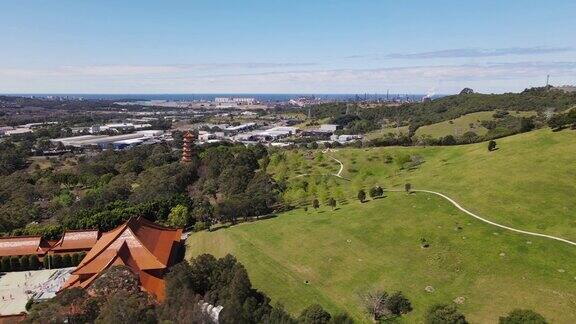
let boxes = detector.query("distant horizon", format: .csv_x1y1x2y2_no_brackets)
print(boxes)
1,1,574,93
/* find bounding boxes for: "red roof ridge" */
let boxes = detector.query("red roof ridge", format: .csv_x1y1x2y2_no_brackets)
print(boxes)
62,228,99,233
73,222,130,274
0,235,44,240
134,217,180,232
124,218,166,267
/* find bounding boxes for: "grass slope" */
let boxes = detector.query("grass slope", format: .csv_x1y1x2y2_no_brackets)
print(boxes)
273,129,576,241
415,110,535,138
187,193,576,323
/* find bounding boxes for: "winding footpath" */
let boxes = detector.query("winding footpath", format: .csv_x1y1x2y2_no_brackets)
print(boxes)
293,151,576,247
388,189,576,247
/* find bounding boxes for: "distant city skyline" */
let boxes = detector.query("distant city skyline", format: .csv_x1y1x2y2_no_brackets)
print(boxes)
1,0,575,94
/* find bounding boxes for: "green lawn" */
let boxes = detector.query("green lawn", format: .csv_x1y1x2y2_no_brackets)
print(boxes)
415,111,536,138
187,193,576,323
188,128,576,323
272,128,576,241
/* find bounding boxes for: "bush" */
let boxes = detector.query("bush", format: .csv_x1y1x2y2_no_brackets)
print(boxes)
62,254,72,267
384,291,412,315
499,309,547,324
78,252,87,262
1,256,10,272
425,304,468,324
29,255,40,270
488,140,497,151
299,304,331,324
20,255,30,270
193,221,208,232
10,256,20,271
71,253,80,266
52,254,63,268
43,255,51,269
357,190,366,203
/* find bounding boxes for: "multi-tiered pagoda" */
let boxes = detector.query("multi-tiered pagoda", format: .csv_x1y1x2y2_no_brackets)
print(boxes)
182,131,195,163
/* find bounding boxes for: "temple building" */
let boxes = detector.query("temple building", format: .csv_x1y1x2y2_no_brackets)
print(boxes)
49,229,100,255
0,235,51,258
62,217,183,301
182,131,196,163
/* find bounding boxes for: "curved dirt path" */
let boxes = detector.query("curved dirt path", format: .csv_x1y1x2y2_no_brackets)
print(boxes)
292,151,346,180
389,189,576,247
326,155,344,178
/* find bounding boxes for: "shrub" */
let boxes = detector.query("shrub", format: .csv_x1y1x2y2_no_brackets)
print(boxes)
405,183,412,193
20,255,30,270
357,190,366,203
193,221,208,232
10,256,20,271
488,140,497,151
299,304,331,324
29,255,40,270
499,309,547,324
52,254,63,268
425,304,468,324
1,256,10,272
385,291,413,315
43,255,51,269
312,199,320,209
62,254,72,267
71,253,80,266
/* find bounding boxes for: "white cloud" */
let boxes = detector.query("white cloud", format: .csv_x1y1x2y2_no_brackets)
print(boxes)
0,61,574,94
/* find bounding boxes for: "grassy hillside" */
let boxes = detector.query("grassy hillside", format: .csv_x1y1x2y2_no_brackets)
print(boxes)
187,193,576,323
272,128,576,241
188,128,576,322
415,110,535,138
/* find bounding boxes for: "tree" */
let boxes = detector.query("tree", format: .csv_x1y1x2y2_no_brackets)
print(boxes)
499,309,547,324
488,140,497,151
1,256,10,272
369,186,384,199
96,290,157,324
460,88,474,95
299,304,331,324
362,290,390,321
329,313,354,324
30,255,40,270
43,255,51,269
62,254,72,267
385,291,413,315
168,204,190,228
312,198,320,210
404,183,412,193
52,254,63,268
20,255,30,270
425,304,468,324
327,198,336,210
71,253,80,266
357,189,366,203
10,256,20,271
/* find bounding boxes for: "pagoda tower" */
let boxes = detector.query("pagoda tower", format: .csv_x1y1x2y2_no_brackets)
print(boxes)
182,131,195,163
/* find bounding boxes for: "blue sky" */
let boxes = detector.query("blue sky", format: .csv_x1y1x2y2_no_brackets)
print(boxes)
1,0,575,94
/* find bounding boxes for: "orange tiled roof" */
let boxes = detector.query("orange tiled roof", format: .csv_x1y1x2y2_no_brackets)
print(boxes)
50,229,100,253
63,217,182,301
0,235,50,257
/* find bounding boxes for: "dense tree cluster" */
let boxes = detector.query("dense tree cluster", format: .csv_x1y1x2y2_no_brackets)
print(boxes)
306,86,574,145
547,108,576,130
1,141,280,236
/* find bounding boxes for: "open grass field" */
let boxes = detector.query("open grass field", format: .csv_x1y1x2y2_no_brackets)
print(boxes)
188,128,576,322
187,193,576,323
272,128,576,241
415,110,536,138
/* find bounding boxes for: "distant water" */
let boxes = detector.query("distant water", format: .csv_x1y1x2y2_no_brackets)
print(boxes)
8,93,438,102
